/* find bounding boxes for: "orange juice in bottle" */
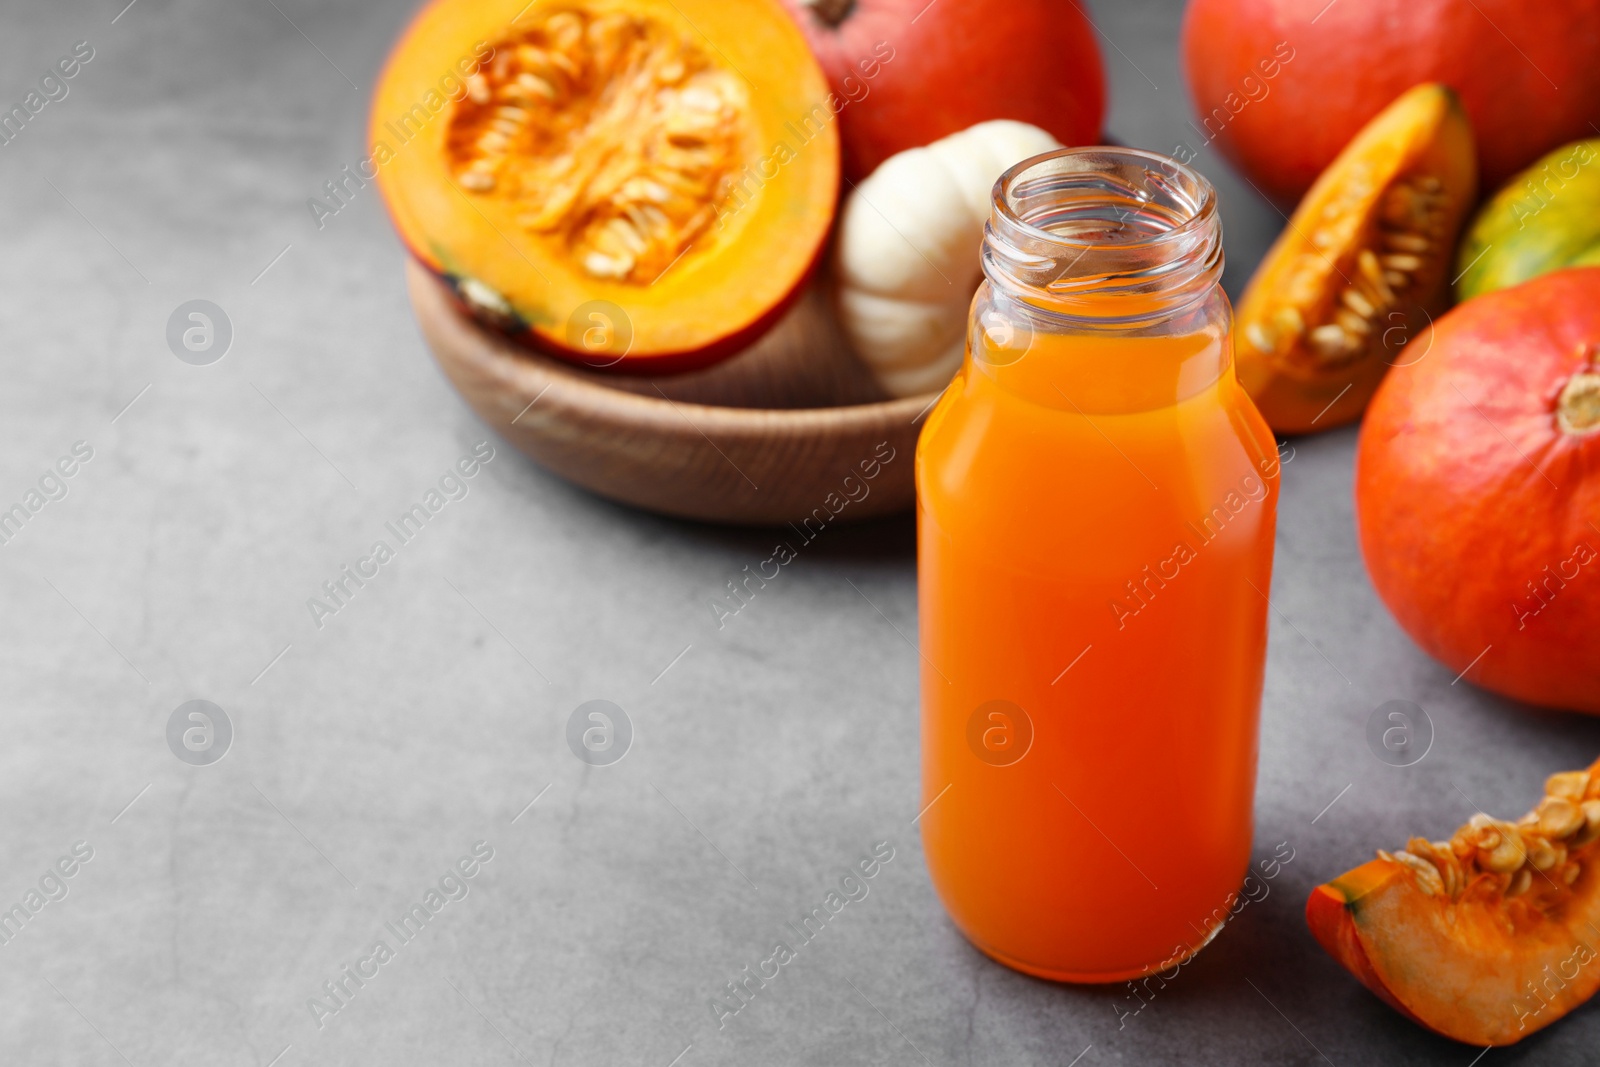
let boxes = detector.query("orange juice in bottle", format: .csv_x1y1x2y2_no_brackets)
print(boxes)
917,147,1280,982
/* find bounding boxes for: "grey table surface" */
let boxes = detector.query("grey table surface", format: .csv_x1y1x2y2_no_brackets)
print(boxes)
3,0,1597,1064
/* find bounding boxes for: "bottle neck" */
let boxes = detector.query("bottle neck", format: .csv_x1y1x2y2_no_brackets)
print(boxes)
980,147,1224,331
965,148,1231,413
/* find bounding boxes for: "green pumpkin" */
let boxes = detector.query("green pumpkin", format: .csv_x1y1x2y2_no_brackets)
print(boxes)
1455,139,1600,301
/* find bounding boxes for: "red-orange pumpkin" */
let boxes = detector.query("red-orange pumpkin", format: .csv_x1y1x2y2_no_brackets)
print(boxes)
780,0,1104,180
1181,0,1600,203
1355,267,1600,713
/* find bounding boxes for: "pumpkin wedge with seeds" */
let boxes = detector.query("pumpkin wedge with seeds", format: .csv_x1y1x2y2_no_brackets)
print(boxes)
1308,758,1600,1045
1236,83,1476,433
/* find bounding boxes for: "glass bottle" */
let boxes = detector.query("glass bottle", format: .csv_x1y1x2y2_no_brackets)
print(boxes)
917,146,1281,982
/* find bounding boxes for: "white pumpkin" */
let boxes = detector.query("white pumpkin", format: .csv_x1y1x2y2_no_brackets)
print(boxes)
833,120,1063,398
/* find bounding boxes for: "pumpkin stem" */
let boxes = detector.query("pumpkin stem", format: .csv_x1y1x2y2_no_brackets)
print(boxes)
799,0,855,27
1557,369,1600,435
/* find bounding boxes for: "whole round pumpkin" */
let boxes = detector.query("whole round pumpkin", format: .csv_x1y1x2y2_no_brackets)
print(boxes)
1355,268,1600,714
780,0,1103,180
1181,0,1600,202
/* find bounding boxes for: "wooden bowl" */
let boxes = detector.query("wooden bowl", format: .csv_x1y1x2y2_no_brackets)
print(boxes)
407,260,938,525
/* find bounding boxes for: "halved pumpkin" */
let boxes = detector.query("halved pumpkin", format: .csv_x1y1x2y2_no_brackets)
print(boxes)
1308,758,1600,1045
1235,84,1476,433
370,0,839,372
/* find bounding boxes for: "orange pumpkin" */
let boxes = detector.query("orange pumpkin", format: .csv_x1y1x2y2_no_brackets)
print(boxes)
1181,0,1600,203
1355,268,1600,713
779,0,1104,181
371,0,839,372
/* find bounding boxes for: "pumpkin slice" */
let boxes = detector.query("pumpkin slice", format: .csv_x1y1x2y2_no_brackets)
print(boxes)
1308,758,1600,1045
1235,84,1476,433
371,0,839,372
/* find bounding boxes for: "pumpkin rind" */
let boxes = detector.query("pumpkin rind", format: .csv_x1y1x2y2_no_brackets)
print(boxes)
370,0,839,371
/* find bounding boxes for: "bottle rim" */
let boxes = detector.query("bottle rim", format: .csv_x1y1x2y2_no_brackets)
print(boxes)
990,145,1219,252
982,145,1224,326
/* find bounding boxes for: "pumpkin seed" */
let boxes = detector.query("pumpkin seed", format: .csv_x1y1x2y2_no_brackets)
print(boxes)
1245,322,1276,353
584,250,635,278
1526,835,1562,872
1573,799,1600,847
1309,323,1358,359
1380,253,1425,274
1335,307,1372,336
1391,850,1446,896
1539,796,1586,838
1341,288,1377,319
1356,250,1397,305
679,86,724,112
1383,232,1430,254
1475,819,1527,873
517,73,558,101
1549,771,1590,800
1272,306,1305,341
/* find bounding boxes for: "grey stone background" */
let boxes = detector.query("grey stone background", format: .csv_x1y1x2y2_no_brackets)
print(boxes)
2,0,1596,1064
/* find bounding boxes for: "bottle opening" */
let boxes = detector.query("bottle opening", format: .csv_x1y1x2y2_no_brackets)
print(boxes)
984,146,1223,325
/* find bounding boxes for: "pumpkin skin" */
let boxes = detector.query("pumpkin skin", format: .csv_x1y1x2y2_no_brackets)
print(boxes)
1355,268,1600,714
1307,757,1600,1046
1235,84,1476,434
1456,139,1600,302
371,0,839,373
778,0,1103,181
1181,0,1600,203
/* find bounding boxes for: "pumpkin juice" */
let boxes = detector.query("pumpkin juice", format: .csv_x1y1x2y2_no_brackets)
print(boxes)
917,148,1279,981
